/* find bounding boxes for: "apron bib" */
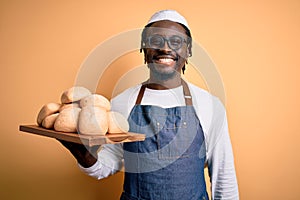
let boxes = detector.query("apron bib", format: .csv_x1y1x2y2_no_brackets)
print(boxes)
121,80,209,200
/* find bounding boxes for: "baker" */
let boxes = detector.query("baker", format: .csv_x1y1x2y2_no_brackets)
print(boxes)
60,10,239,200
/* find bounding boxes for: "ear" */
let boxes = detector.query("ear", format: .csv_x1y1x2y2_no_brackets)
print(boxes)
143,48,148,64
187,43,192,57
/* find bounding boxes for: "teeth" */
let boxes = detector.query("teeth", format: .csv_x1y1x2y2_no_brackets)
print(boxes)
159,58,173,64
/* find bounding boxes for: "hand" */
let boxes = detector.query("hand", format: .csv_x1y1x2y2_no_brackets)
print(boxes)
58,140,100,168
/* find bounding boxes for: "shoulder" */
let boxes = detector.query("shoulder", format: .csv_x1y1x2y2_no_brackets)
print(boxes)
111,84,141,104
110,84,142,118
187,82,212,99
186,81,226,133
187,82,222,108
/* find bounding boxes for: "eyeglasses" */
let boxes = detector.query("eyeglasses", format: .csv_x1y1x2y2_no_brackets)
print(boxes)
144,35,187,50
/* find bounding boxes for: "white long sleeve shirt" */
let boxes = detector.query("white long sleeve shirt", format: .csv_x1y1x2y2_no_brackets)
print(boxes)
79,82,239,200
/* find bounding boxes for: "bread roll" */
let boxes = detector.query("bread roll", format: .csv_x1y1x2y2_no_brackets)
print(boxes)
79,94,111,111
61,86,91,104
59,102,80,112
42,113,59,129
37,103,61,125
78,106,108,135
54,107,81,132
107,111,129,133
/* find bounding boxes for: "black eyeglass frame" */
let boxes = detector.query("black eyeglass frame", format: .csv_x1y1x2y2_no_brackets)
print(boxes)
143,35,188,51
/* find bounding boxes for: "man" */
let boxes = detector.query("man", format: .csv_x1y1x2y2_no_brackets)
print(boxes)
61,10,239,200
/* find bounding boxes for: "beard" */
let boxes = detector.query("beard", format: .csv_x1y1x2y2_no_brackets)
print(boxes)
147,62,180,81
145,48,187,81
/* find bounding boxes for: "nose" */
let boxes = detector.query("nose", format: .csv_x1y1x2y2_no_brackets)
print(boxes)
161,40,172,51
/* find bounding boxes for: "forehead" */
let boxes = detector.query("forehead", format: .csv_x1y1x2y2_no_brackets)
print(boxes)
145,20,187,37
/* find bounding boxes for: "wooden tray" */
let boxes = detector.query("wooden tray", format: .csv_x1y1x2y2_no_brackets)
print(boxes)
19,125,145,147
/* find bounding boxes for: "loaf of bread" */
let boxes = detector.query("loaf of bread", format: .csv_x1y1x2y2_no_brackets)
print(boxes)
54,107,81,132
36,86,131,135
107,111,129,133
80,94,111,111
78,106,108,135
42,113,59,129
37,103,61,125
59,102,80,112
61,86,91,104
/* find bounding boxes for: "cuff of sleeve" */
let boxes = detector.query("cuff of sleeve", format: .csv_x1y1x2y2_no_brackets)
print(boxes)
77,159,102,173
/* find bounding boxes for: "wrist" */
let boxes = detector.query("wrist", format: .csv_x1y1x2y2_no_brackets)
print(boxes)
76,150,98,168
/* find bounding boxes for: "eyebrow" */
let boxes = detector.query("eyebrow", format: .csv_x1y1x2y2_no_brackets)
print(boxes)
146,33,187,38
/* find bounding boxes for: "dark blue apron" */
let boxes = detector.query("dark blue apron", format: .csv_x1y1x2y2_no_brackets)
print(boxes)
121,80,209,200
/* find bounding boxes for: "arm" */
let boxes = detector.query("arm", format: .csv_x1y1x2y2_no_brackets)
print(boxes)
59,141,124,180
78,144,124,179
206,98,239,200
69,85,137,179
59,140,99,168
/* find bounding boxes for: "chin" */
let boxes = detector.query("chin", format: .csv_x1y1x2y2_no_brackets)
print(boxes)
148,63,180,80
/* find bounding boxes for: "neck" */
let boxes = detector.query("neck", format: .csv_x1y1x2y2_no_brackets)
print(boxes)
147,74,182,90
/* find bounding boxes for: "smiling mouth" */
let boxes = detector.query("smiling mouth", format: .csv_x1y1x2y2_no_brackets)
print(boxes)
153,55,178,65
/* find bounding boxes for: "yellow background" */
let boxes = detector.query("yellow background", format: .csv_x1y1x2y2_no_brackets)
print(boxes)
1,0,300,199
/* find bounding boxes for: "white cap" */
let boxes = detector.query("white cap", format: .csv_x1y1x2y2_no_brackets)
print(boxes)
146,10,190,30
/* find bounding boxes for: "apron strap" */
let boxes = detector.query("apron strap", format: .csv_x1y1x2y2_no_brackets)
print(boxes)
135,84,147,105
135,79,193,106
181,79,193,106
